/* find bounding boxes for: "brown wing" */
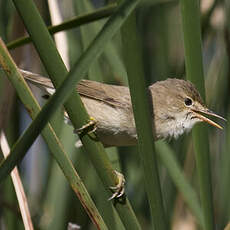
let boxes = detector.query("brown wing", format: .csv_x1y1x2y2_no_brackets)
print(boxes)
21,68,131,109
77,80,131,109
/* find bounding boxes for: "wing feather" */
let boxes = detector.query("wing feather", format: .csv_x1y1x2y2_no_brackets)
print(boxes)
20,68,131,109
77,80,131,108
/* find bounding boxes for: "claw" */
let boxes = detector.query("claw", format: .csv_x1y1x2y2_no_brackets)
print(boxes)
74,117,97,136
108,170,126,201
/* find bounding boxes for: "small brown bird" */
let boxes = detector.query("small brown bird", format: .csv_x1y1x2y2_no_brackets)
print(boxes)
21,69,225,147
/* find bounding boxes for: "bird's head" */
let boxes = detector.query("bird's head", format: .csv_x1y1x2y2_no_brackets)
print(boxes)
150,78,226,139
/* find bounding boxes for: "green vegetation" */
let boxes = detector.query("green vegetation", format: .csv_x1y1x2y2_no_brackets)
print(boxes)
0,0,229,229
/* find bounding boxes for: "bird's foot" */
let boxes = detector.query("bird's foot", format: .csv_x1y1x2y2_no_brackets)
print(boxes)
108,170,126,200
74,117,97,136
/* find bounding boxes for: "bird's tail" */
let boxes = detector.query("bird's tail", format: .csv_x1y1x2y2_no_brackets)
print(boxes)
19,69,55,95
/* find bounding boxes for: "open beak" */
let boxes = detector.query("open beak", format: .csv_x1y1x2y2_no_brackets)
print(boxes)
192,108,226,130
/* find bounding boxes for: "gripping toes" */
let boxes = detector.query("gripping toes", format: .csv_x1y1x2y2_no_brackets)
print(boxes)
74,117,97,136
108,170,126,201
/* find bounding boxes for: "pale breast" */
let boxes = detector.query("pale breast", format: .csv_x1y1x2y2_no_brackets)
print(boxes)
154,114,200,140
81,97,137,146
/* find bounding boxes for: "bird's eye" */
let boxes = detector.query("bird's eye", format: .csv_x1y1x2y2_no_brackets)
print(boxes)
184,98,193,106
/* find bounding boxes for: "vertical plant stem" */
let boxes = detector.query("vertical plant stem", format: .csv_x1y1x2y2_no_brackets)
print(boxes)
155,141,204,227
121,12,168,230
180,0,215,229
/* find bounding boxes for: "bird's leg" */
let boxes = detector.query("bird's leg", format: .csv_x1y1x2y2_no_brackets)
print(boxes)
108,170,126,200
75,119,126,200
74,117,97,136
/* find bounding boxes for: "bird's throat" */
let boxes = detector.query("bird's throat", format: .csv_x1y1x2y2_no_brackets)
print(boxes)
163,116,199,139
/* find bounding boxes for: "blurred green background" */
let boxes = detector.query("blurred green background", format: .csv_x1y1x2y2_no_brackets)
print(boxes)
0,0,229,229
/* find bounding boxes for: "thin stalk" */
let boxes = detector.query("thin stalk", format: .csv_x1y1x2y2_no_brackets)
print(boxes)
121,12,168,230
7,3,117,50
0,40,108,230
180,0,215,229
1,0,142,228
0,132,34,230
155,141,204,227
76,1,124,228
